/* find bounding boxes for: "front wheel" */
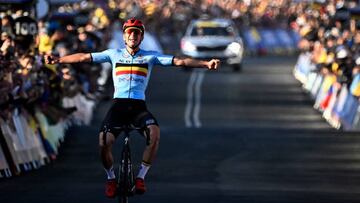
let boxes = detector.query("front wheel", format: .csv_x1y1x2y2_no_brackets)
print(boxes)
118,142,135,203
118,149,129,203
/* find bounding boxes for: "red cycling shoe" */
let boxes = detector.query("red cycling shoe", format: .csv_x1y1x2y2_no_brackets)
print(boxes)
105,179,117,198
135,178,146,194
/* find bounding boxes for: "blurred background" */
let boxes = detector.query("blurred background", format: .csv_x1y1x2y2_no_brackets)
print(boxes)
2,0,360,203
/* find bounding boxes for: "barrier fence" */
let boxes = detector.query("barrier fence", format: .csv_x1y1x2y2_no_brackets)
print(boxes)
243,27,360,132
241,27,300,56
294,52,360,131
0,93,95,178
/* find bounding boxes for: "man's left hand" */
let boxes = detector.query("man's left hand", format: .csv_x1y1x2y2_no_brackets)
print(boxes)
207,59,220,70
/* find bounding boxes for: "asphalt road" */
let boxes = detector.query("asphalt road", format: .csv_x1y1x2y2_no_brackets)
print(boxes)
1,56,360,203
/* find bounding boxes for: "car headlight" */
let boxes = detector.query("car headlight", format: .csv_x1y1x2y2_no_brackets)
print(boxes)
226,42,241,54
181,40,197,52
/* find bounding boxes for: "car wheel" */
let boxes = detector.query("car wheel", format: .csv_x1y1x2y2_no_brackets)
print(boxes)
232,63,242,72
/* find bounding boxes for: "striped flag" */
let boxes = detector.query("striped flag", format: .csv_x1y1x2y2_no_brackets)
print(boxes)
321,85,334,110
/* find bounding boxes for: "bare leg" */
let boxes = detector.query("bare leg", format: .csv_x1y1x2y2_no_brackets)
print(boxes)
99,132,116,169
142,125,160,164
136,124,160,186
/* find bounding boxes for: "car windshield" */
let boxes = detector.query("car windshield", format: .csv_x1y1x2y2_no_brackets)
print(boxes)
191,26,234,36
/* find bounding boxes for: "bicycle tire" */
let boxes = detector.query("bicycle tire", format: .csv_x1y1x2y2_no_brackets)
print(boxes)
118,145,129,203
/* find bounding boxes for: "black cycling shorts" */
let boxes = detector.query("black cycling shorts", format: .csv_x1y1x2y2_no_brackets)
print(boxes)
100,98,158,136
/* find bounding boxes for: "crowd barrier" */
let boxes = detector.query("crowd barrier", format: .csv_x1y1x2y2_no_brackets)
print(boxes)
293,52,360,131
241,27,300,55
0,93,95,178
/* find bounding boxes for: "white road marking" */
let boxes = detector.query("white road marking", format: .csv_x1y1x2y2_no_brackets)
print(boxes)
185,70,197,127
185,69,205,128
193,70,205,128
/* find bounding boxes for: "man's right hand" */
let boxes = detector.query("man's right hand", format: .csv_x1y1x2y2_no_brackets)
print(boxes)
44,55,59,64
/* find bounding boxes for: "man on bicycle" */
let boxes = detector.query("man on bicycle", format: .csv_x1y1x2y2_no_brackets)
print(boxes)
45,18,220,198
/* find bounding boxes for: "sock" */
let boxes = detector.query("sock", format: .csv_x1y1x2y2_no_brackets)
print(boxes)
136,162,151,180
104,166,115,180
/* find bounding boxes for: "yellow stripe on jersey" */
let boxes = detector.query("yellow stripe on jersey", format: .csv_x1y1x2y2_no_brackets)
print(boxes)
115,66,148,74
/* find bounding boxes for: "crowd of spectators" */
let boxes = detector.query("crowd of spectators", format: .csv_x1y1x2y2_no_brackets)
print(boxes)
0,1,114,176
295,0,360,97
105,0,304,53
0,2,111,127
292,0,360,130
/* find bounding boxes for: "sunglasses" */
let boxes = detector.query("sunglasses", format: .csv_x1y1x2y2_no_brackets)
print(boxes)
125,28,142,35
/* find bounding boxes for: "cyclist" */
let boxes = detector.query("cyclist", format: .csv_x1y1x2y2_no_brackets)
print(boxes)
45,18,220,198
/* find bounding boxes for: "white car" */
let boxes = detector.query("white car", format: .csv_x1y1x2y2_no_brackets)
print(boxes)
181,18,244,71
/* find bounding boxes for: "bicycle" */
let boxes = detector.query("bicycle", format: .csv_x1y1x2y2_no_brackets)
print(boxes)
114,125,150,203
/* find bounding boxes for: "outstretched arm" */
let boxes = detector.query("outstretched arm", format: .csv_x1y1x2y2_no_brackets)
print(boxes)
44,53,92,64
173,57,220,70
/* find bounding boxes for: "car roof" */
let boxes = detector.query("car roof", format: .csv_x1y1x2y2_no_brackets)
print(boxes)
191,18,234,27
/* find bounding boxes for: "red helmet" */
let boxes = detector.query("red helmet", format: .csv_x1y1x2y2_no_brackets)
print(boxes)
122,18,145,34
